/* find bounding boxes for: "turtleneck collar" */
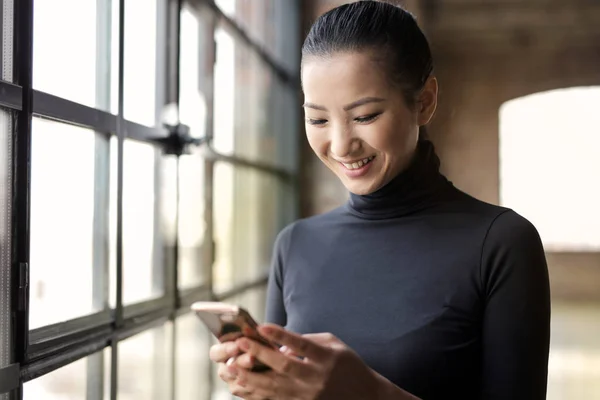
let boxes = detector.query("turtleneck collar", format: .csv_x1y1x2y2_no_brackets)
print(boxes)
346,140,451,220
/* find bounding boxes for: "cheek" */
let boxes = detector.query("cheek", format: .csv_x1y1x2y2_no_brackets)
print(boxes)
363,118,416,155
305,128,329,157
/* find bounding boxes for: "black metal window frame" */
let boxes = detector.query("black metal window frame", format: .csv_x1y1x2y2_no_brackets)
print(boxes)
0,0,300,398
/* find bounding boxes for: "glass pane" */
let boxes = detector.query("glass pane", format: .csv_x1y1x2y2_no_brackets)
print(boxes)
175,313,212,400
178,151,207,289
179,5,209,140
110,139,164,306
178,5,210,289
23,349,110,399
1,0,14,82
123,0,159,126
33,0,118,112
213,163,294,293
214,0,276,60
213,28,294,170
118,323,173,400
29,118,106,329
0,108,12,375
211,286,267,398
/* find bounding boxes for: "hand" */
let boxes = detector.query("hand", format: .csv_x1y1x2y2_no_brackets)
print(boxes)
209,341,246,386
226,324,380,400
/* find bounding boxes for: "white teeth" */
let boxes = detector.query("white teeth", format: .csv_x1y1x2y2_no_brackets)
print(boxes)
342,156,375,170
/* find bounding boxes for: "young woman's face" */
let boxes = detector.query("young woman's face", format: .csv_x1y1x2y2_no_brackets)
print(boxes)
302,51,437,195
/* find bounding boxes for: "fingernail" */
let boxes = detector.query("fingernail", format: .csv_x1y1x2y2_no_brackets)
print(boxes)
279,345,288,353
226,357,235,366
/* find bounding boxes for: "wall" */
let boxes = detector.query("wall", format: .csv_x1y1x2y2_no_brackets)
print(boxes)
300,0,600,301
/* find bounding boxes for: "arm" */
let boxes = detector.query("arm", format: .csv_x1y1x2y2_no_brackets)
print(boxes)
265,223,295,326
480,211,551,399
372,371,422,400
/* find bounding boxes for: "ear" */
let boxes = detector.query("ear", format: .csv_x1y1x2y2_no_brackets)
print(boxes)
417,76,438,126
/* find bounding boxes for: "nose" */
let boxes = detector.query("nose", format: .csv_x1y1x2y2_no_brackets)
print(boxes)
329,123,359,158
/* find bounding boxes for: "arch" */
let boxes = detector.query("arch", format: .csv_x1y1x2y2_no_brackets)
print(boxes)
499,86,600,251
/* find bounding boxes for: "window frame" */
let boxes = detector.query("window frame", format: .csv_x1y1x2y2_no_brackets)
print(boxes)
0,0,300,398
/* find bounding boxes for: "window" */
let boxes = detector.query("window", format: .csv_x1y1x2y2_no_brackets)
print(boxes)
33,0,118,112
1,0,299,399
0,107,13,399
1,0,14,82
499,86,600,251
118,323,173,399
213,163,293,293
29,119,105,329
23,350,110,400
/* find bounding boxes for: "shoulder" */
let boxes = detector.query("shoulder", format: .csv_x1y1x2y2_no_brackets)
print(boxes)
480,208,548,295
483,208,542,253
274,205,345,246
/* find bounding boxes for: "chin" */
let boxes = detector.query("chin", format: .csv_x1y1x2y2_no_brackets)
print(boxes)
344,180,380,196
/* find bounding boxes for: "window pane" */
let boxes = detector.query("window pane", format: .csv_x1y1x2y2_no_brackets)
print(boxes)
29,118,106,328
499,87,600,251
118,323,173,400
178,5,210,289
213,163,294,293
178,151,207,289
1,0,14,82
0,108,12,377
123,0,159,126
214,0,278,64
33,0,117,112
211,286,267,398
175,313,211,400
213,28,295,170
23,349,110,400
110,139,164,306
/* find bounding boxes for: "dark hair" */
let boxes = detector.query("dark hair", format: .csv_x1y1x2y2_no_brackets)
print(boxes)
302,0,434,109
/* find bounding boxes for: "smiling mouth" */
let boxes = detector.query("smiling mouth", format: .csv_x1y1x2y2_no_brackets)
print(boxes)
340,156,375,170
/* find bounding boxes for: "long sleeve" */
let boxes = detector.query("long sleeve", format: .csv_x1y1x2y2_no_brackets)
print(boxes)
480,210,551,399
265,223,295,327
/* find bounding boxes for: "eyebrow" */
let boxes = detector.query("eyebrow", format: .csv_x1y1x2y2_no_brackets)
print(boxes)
303,97,386,112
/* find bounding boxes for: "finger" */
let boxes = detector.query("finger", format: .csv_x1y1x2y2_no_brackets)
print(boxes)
217,363,238,383
209,341,240,363
234,352,256,369
235,369,284,398
230,384,253,399
237,338,311,377
279,345,297,357
302,333,340,348
258,324,328,361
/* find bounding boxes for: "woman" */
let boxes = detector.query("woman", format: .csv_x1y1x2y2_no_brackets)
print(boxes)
209,1,551,399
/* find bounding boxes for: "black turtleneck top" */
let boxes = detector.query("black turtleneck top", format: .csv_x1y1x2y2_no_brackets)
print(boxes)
265,141,551,400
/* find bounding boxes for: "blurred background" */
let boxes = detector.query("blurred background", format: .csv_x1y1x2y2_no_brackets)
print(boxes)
0,0,598,399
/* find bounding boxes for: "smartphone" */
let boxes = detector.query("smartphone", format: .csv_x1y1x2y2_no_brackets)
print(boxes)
191,301,276,371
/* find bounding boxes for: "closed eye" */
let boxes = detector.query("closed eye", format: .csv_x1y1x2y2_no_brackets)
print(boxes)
306,118,327,126
355,113,381,123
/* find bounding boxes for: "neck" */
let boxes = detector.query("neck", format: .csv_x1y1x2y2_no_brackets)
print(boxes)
347,140,450,219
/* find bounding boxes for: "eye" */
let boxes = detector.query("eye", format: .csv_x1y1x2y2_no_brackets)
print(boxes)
306,118,327,126
355,113,381,123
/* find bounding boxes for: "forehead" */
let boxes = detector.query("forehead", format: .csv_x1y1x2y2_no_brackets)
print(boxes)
301,52,392,103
